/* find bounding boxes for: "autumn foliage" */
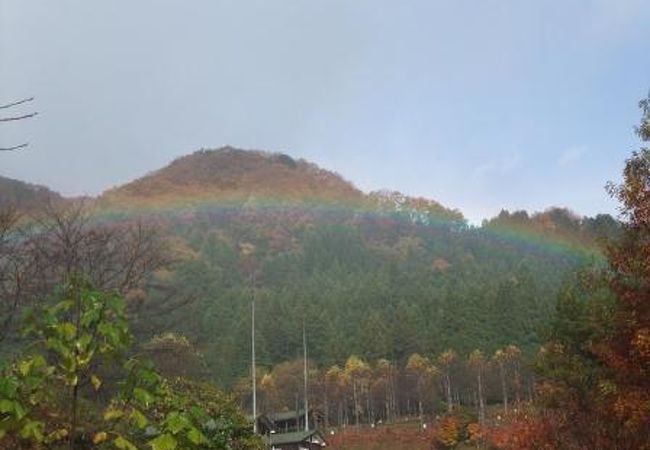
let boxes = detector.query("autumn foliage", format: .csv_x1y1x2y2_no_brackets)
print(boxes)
488,95,650,449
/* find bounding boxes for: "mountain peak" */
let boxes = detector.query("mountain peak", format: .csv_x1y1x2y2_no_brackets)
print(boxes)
102,147,364,207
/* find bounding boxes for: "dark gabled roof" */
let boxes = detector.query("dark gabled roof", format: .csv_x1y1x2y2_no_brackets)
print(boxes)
268,409,307,422
268,408,325,423
268,430,323,446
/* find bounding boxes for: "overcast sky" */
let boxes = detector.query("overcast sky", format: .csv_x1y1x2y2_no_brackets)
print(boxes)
1,1,649,223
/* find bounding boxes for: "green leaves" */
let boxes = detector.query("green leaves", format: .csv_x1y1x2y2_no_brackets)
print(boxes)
164,411,190,434
2,281,263,450
186,427,206,445
0,354,52,445
133,387,155,409
130,408,148,429
148,433,177,450
104,405,125,421
18,419,44,442
0,376,19,398
114,435,139,450
0,398,26,419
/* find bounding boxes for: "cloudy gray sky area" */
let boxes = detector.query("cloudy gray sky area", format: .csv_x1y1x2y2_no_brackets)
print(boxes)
1,1,649,223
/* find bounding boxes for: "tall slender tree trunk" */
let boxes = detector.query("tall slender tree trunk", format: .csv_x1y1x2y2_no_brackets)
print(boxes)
444,371,453,412
324,389,329,428
384,378,390,422
477,368,485,425
514,362,522,405
417,380,423,422
352,381,359,426
498,362,508,415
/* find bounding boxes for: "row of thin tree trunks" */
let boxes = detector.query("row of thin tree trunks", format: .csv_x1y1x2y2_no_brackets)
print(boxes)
318,369,534,429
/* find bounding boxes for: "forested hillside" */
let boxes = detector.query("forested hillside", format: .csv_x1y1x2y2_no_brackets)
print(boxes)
0,175,65,211
1,150,618,391
0,146,633,450
88,148,615,387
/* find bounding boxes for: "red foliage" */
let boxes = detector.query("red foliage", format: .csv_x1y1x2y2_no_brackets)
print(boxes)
486,417,559,450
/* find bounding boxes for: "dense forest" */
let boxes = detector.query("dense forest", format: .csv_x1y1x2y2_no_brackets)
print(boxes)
108,149,615,388
0,97,648,449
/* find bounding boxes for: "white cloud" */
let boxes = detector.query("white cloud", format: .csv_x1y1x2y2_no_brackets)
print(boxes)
473,153,522,178
557,145,587,167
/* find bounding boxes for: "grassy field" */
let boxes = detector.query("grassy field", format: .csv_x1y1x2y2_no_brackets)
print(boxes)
325,421,476,450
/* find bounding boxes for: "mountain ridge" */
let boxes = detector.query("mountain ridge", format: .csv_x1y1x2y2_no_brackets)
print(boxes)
0,174,65,212
99,147,366,208
0,147,613,238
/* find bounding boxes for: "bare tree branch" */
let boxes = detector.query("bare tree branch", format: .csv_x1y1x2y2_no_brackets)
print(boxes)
0,97,34,110
0,97,37,150
0,202,169,343
0,112,39,122
0,143,28,151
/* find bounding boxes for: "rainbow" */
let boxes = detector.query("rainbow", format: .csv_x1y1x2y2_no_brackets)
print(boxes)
91,191,602,260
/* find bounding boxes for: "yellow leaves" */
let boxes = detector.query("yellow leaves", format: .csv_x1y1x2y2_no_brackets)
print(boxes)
93,431,108,444
44,428,68,443
437,349,457,367
406,353,429,372
406,353,439,385
104,406,125,421
260,373,275,390
66,373,79,387
506,344,522,359
344,355,370,377
493,348,507,364
91,374,102,391
468,349,486,368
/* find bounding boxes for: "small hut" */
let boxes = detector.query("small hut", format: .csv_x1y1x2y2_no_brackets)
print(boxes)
267,430,327,450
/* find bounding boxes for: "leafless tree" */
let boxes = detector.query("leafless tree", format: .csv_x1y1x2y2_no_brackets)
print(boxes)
0,201,170,343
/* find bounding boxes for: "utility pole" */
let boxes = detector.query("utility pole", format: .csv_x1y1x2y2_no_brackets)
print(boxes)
303,321,309,431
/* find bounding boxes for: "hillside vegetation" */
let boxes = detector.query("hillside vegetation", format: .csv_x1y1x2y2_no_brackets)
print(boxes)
46,149,615,387
2,142,644,450
1,149,618,392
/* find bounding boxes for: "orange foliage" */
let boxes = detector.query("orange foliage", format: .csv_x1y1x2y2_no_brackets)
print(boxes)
486,418,557,450
435,414,462,449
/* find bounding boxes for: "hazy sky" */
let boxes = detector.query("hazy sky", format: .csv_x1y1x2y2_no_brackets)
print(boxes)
1,1,649,223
